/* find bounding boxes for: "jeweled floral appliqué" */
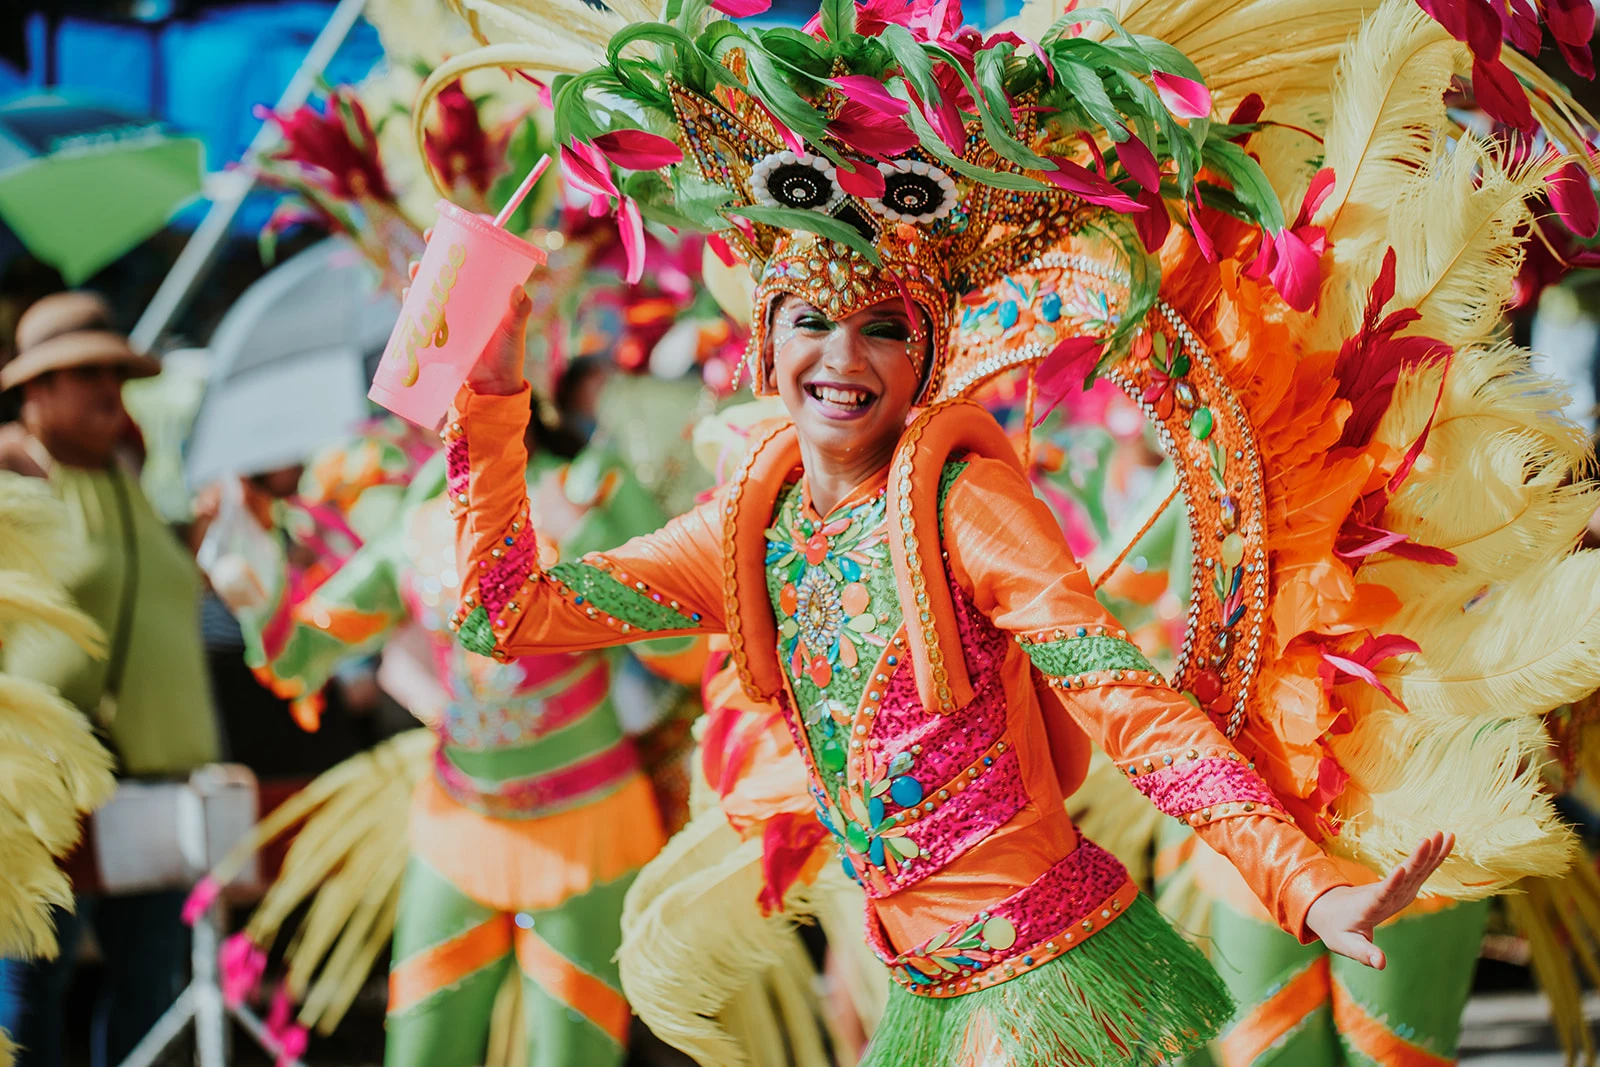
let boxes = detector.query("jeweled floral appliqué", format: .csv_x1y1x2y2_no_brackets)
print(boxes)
768,488,890,689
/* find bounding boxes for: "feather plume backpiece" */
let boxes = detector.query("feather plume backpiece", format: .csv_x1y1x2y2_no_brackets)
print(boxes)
0,473,114,973
976,0,1600,897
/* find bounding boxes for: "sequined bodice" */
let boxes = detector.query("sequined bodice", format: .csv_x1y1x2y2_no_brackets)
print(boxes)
763,465,1020,901
764,481,898,809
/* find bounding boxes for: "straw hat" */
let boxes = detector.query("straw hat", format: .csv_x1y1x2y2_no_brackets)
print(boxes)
2,292,160,390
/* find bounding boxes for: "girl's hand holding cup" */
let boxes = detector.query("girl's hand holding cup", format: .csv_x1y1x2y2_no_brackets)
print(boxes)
401,247,531,398
369,156,550,427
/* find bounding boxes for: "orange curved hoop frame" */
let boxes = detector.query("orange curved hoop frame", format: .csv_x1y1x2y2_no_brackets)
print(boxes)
944,251,1268,738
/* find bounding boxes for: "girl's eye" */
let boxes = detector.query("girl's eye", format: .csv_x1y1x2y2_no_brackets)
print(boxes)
794,315,832,332
862,321,911,341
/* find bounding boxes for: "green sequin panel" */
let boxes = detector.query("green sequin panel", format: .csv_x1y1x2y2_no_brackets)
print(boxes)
766,482,901,807
937,461,968,511
457,605,497,657
1023,634,1156,679
547,560,702,632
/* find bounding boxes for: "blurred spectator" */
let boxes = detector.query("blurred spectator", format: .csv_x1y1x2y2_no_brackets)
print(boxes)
0,291,219,1067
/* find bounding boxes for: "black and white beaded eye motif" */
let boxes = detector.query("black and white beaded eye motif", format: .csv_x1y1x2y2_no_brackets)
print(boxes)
866,159,958,224
749,150,843,213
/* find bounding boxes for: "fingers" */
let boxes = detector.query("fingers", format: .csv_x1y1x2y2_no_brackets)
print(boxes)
408,260,420,281
502,285,532,323
1368,831,1453,924
423,227,433,242
1328,930,1385,970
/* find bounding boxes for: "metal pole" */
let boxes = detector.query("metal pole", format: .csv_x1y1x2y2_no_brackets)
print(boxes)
128,0,370,353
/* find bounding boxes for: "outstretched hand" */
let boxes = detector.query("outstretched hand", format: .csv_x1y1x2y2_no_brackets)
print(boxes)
403,235,530,397
1303,831,1454,969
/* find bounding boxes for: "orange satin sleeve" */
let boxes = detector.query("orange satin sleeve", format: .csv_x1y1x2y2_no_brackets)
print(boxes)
942,457,1349,941
447,383,727,661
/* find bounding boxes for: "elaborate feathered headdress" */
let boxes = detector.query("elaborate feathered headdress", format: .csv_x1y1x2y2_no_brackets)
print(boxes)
416,0,1313,399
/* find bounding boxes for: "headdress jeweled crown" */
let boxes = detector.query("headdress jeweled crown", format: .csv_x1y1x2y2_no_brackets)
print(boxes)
417,0,1300,397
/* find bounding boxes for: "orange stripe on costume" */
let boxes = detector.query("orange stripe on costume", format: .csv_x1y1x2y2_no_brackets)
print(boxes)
1331,978,1454,1067
408,771,665,915
1216,956,1330,1067
388,915,513,1015
295,600,392,645
514,925,631,1046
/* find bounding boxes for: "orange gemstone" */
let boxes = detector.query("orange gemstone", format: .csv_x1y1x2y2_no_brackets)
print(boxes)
842,582,870,616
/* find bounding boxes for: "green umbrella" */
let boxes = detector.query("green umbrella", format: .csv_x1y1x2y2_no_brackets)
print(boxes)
0,93,204,284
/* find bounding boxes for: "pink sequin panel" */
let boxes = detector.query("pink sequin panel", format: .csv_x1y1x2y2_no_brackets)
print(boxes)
477,539,538,618
870,747,1028,897
433,738,639,819
869,578,1010,804
445,435,471,499
1130,756,1280,817
995,838,1130,955
865,837,1131,966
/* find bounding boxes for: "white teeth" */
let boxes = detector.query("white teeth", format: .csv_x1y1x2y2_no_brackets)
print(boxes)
812,384,872,407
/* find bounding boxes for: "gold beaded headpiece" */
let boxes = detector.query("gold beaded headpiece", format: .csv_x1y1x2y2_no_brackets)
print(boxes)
666,79,1096,402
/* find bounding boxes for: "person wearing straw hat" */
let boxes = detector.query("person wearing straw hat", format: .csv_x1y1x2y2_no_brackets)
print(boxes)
0,292,220,1067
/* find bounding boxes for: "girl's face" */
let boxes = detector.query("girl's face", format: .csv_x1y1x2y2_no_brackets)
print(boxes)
769,296,931,462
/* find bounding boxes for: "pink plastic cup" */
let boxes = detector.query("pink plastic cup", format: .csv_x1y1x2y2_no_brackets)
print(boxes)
368,200,546,428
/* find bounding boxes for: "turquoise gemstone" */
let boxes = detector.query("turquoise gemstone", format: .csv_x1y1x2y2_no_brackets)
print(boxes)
839,557,862,582
869,836,885,866
998,300,1020,329
846,822,870,853
869,796,885,826
890,776,925,807
841,854,859,882
1039,291,1062,322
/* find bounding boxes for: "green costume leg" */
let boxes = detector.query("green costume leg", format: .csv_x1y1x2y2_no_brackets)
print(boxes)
514,872,638,1067
385,855,514,1067
1204,897,1340,1067
1329,900,1489,1066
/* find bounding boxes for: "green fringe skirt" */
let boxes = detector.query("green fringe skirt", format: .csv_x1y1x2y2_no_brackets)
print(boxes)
860,893,1233,1067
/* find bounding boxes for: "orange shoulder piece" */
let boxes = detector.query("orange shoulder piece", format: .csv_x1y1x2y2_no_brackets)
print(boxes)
887,399,1021,713
723,418,801,703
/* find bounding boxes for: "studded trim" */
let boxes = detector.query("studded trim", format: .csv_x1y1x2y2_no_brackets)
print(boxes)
545,559,703,634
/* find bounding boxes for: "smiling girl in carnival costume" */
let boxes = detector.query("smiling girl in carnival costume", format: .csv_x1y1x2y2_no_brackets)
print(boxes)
416,0,1600,1061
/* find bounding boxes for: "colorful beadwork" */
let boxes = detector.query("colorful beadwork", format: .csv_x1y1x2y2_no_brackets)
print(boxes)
547,560,704,633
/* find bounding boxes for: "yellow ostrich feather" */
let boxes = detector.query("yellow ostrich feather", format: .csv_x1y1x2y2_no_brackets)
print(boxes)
1361,346,1597,599
1329,710,1573,896
618,803,837,1067
1376,551,1600,723
1501,49,1600,175
0,572,106,658
1311,2,1464,329
1018,0,1377,123
1504,860,1600,1066
1386,139,1545,351
0,472,115,985
441,0,652,52
0,474,88,586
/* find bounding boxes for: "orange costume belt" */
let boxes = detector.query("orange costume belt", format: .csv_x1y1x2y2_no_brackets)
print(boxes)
866,836,1137,998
